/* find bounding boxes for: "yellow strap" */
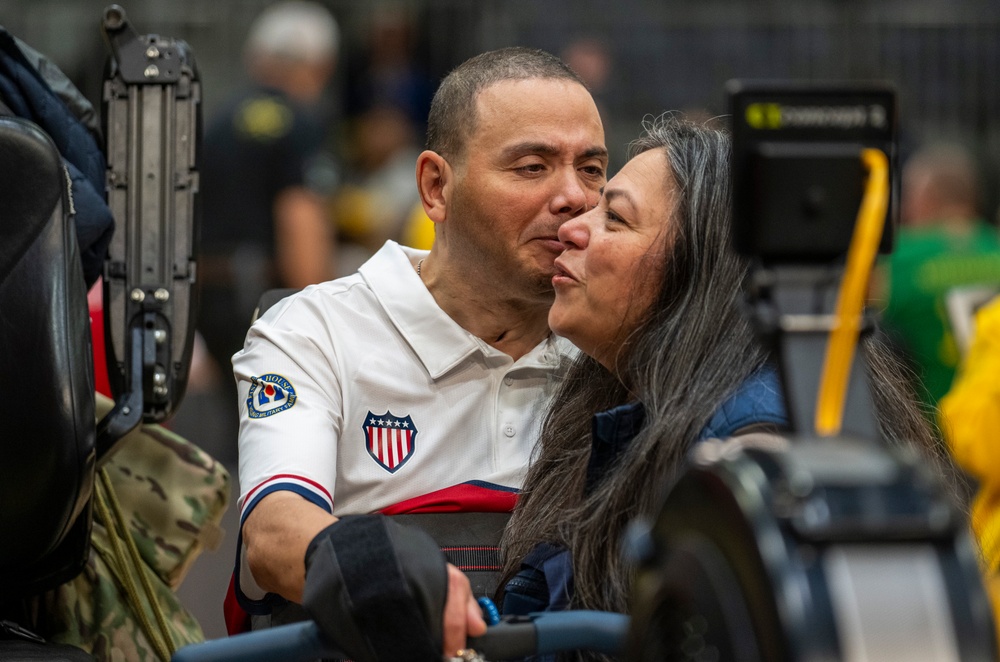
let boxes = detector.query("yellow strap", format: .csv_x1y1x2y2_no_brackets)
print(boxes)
814,148,890,436
94,468,176,661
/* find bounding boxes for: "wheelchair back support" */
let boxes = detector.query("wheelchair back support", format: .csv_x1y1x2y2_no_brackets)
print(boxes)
0,117,96,598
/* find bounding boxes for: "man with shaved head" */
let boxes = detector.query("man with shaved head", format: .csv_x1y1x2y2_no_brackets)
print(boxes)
229,47,607,659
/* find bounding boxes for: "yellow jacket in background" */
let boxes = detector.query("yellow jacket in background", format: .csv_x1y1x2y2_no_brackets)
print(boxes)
939,295,1000,622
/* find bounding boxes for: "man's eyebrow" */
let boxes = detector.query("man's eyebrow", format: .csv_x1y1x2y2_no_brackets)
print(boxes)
500,142,610,161
581,146,609,161
501,142,561,159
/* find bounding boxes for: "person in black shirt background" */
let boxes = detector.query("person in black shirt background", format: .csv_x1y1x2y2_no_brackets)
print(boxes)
196,1,339,461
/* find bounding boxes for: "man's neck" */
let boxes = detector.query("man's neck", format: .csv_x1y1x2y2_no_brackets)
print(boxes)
419,257,552,361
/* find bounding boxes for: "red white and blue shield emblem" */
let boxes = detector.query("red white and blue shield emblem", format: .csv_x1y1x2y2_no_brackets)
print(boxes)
363,411,417,473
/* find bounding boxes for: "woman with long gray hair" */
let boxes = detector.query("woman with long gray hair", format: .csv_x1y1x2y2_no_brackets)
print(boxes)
497,114,942,658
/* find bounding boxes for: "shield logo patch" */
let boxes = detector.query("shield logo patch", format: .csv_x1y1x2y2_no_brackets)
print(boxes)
363,411,417,473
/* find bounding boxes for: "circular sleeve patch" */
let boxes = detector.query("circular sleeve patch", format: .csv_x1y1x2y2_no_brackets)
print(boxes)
247,374,297,419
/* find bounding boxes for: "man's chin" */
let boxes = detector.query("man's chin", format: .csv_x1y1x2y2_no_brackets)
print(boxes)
529,273,557,300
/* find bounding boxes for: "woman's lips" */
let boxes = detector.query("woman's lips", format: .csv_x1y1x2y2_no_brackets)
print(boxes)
552,257,578,284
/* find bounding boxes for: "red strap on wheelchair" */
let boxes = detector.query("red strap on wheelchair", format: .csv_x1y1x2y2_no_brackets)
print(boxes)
88,278,111,398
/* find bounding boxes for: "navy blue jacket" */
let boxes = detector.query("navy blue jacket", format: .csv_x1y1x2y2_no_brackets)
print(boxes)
0,27,113,287
502,364,789,617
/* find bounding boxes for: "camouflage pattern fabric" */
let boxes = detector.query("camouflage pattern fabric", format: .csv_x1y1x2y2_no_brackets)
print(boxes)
33,524,205,661
27,394,231,661
98,411,230,589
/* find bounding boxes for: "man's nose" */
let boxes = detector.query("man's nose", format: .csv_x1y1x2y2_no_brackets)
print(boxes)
550,168,592,217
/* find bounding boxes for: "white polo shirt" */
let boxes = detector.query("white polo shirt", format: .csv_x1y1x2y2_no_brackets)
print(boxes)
233,241,573,605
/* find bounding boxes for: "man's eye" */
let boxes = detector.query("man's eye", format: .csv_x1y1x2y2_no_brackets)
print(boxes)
516,163,545,174
581,165,605,178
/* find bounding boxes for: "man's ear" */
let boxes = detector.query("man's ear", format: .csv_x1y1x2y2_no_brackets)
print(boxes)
416,150,452,224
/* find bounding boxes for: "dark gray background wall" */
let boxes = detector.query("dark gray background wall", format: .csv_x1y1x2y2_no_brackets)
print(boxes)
3,0,1000,179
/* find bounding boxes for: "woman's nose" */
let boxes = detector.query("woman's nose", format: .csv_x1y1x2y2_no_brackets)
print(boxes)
557,211,592,249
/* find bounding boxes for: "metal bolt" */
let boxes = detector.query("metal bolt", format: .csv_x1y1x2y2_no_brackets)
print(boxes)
122,406,131,415
154,329,167,344
153,288,170,302
153,385,168,397
130,288,145,302
153,370,167,386
145,45,160,59
103,5,125,30
144,64,160,78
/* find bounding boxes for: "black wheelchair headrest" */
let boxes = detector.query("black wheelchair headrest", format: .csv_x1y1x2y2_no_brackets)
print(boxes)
0,116,96,595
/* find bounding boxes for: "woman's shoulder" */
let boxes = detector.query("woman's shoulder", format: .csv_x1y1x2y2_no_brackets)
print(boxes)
699,364,789,441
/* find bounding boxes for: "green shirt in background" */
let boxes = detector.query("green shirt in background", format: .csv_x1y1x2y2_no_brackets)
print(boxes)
880,220,1000,408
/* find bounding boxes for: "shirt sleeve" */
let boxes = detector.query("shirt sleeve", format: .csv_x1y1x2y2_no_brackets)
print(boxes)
231,293,344,606
234,295,343,520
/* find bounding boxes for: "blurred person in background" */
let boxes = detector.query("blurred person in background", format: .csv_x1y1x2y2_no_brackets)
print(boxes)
333,5,435,272
873,142,1000,414
560,36,630,171
330,98,424,274
939,293,1000,629
194,0,339,461
344,4,434,136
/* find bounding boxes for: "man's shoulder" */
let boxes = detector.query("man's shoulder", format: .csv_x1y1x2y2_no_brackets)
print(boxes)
893,227,946,252
887,228,950,272
262,273,378,321
237,276,399,374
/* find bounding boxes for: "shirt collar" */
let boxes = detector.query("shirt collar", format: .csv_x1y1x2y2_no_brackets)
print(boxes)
360,241,572,379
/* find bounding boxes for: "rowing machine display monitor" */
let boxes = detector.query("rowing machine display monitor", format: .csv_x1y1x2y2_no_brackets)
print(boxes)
729,80,896,263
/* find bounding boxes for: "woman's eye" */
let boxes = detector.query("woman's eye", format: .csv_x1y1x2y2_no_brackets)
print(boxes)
606,210,627,225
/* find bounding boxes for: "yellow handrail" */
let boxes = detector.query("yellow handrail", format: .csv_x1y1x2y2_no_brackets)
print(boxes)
814,148,890,436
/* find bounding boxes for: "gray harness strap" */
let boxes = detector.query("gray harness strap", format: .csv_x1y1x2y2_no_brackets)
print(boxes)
392,512,512,597
255,511,512,636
